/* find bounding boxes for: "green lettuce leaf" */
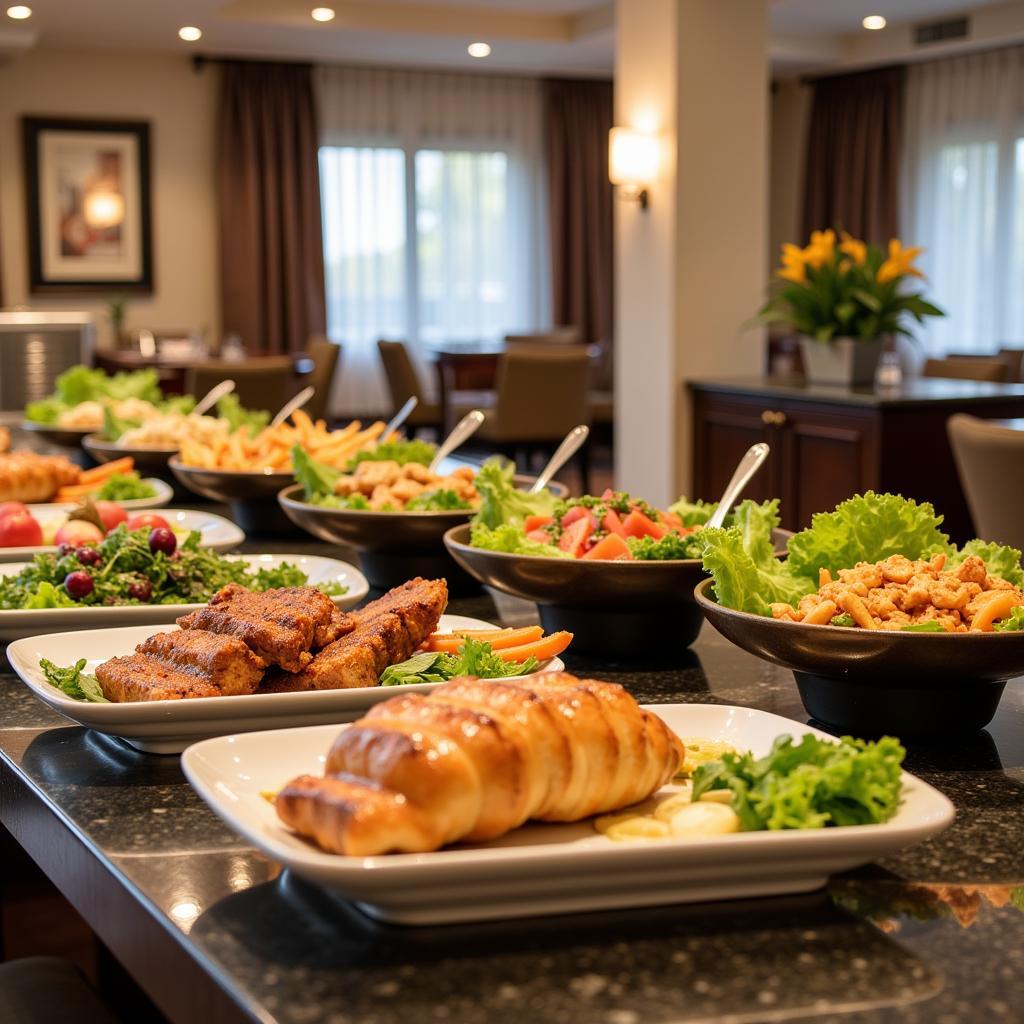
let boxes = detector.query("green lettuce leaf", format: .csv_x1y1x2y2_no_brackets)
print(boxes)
786,492,952,580
995,606,1024,632
380,637,537,686
668,497,718,527
472,457,556,529
948,539,1024,587
216,393,269,437
405,488,473,511
470,522,569,558
22,581,76,609
292,445,340,501
345,438,436,471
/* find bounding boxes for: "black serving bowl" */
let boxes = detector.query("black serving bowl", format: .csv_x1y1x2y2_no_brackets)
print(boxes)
83,433,179,476
20,420,93,449
694,577,1024,739
444,525,791,658
279,477,568,592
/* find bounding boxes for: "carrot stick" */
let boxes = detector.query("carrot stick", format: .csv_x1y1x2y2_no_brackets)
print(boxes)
79,457,134,482
496,631,573,663
424,626,543,653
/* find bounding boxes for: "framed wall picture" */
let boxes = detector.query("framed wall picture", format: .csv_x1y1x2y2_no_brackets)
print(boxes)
22,116,153,293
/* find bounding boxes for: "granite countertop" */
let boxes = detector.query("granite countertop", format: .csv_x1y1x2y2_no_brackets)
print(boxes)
686,375,1024,407
2,559,1024,1024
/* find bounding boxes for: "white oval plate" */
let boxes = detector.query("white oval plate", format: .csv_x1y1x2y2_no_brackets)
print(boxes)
182,705,955,926
0,553,368,644
107,477,173,510
0,505,243,563
7,612,560,752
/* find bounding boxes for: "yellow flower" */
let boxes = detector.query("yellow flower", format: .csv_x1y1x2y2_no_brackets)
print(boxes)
803,228,836,269
839,231,868,267
777,242,807,284
877,238,924,284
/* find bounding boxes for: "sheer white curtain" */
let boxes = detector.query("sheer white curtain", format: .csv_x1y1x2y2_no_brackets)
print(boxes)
903,47,1024,354
316,66,549,416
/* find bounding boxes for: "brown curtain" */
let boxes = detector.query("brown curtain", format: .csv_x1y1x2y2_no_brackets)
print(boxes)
218,61,326,354
802,65,905,243
543,78,614,349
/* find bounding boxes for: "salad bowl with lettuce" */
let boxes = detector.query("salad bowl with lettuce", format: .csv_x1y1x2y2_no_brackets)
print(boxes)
694,492,1024,738
442,463,791,657
278,448,566,590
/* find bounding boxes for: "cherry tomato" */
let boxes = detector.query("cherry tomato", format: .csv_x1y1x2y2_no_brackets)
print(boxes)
94,501,128,532
0,501,30,521
0,512,43,548
54,520,105,548
126,513,170,532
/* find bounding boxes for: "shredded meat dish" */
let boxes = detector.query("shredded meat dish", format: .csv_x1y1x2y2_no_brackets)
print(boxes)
771,553,1024,632
333,461,479,510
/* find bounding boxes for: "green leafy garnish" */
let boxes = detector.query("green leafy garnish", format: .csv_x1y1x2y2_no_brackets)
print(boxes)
380,637,537,686
668,497,719,527
40,658,109,703
830,613,855,627
691,733,905,831
405,489,472,511
95,472,157,501
627,532,705,560
995,606,1024,632
345,439,437,471
472,458,556,530
900,621,946,633
293,445,341,502
217,393,270,437
469,522,570,558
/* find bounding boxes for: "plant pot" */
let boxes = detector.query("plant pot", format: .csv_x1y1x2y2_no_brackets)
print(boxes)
799,336,883,387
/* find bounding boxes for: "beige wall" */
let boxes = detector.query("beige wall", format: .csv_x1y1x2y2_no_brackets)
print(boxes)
0,48,219,348
768,77,811,265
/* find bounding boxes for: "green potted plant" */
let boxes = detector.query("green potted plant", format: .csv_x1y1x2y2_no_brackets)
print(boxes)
107,294,128,347
757,229,945,386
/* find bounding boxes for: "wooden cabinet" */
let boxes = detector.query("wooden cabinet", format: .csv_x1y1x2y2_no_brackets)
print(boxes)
689,378,1024,541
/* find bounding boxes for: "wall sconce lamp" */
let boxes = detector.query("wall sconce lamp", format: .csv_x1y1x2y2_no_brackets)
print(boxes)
609,127,659,209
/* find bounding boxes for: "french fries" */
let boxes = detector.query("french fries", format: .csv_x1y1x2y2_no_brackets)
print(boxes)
178,410,394,473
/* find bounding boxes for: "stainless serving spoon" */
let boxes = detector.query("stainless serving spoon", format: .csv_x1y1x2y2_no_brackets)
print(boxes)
271,386,315,428
530,425,590,494
190,379,235,418
705,442,771,529
428,409,486,474
382,396,419,441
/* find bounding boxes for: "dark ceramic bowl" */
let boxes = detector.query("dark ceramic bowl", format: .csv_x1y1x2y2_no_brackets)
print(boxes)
279,478,568,591
83,433,179,476
694,577,1024,739
20,420,92,449
444,525,791,658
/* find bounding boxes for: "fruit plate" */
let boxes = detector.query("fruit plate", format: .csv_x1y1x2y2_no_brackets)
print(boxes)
0,553,368,646
0,506,243,563
7,613,562,752
181,703,955,925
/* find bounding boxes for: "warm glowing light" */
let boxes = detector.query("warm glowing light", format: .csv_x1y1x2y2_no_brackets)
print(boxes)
83,190,125,229
178,25,202,41
311,7,335,21
862,14,887,30
6,5,31,19
467,42,491,58
609,127,660,189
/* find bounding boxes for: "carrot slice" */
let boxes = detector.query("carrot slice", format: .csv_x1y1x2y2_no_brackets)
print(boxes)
424,626,543,653
496,631,573,663
79,457,135,482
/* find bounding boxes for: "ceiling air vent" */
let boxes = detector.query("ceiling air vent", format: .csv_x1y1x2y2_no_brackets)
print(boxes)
914,17,969,45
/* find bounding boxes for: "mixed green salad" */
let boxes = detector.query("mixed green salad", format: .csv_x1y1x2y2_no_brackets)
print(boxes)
468,458,774,561
94,472,158,502
0,525,346,610
380,636,539,686
26,366,193,425
700,490,1024,629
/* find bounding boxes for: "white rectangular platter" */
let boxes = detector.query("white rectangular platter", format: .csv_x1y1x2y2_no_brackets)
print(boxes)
182,704,955,925
0,504,241,562
7,613,561,753
0,553,368,645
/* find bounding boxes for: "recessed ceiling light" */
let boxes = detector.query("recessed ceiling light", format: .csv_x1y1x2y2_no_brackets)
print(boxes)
178,25,202,41
467,42,491,58
311,7,335,21
6,5,32,19
862,14,887,30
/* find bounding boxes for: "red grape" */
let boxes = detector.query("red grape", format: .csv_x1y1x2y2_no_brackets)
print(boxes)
148,528,177,556
76,546,102,567
127,578,152,602
64,571,94,600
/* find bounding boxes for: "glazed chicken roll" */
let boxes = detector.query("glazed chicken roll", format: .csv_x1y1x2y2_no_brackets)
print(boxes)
276,672,685,856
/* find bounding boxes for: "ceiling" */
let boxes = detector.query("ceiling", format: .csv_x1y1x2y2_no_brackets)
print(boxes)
0,0,1016,75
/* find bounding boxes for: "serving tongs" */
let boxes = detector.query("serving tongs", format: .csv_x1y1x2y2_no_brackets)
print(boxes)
705,442,771,529
271,386,315,428
530,425,589,494
382,396,419,441
190,379,235,418
428,410,486,474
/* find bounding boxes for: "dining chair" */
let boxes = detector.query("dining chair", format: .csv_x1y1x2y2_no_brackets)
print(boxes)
302,336,342,421
922,357,1009,383
504,326,582,346
377,340,444,434
948,414,1024,549
474,344,592,492
185,356,295,413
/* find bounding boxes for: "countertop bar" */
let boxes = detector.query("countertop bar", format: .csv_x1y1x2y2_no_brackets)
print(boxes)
2,543,1024,1024
687,375,1024,408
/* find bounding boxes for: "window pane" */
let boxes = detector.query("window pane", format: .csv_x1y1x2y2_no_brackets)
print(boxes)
415,150,510,344
320,147,407,347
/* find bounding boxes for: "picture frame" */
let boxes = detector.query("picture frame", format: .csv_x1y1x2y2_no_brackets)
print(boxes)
22,116,153,294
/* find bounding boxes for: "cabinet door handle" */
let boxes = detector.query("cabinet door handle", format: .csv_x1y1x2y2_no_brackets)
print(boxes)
761,410,787,426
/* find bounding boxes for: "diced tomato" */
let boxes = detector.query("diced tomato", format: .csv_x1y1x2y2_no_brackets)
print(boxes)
600,488,615,500
523,514,553,534
560,506,591,528
602,508,627,537
582,533,633,561
662,511,684,532
622,509,667,540
526,528,551,543
558,516,594,557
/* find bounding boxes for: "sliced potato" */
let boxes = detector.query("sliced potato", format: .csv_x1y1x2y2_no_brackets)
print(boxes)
668,802,741,837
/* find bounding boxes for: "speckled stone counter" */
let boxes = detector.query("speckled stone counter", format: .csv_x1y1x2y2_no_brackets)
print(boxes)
2,546,1024,1023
